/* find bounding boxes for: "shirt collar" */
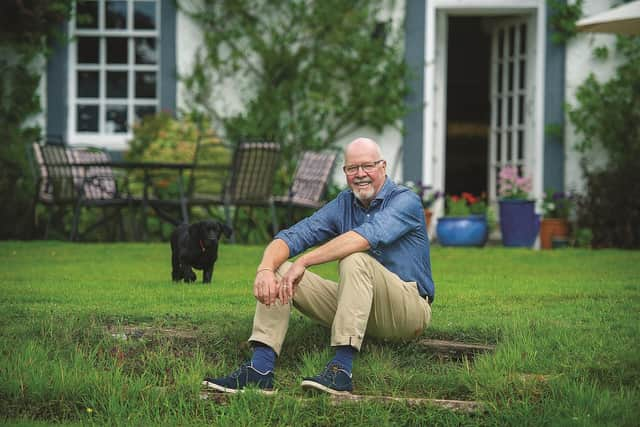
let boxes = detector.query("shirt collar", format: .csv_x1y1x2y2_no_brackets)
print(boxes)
351,176,395,208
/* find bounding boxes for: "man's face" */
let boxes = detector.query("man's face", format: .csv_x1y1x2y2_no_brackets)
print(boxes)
343,146,386,205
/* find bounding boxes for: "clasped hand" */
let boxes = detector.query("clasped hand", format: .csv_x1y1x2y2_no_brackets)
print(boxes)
253,261,306,306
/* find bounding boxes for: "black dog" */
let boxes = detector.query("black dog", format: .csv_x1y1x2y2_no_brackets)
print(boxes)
170,220,232,284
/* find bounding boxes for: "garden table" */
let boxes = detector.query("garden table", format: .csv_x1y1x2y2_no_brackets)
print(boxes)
69,160,226,240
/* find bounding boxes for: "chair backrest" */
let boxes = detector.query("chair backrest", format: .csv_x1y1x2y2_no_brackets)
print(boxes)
35,143,76,203
287,151,337,207
32,143,118,203
69,148,118,200
32,143,53,203
226,142,281,203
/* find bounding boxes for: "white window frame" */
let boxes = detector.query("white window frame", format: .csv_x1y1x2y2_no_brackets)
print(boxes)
67,0,161,150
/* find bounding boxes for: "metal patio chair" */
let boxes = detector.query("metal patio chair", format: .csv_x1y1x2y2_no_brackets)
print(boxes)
187,142,282,242
274,150,337,225
31,143,135,240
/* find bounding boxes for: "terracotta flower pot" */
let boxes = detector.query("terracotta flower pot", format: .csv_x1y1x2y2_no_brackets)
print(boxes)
540,218,569,250
424,209,433,229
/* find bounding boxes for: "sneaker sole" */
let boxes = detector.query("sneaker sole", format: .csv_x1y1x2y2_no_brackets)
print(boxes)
201,380,276,395
300,380,352,396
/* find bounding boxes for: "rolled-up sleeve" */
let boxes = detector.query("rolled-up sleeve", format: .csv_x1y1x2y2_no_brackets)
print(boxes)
352,192,421,249
274,198,341,257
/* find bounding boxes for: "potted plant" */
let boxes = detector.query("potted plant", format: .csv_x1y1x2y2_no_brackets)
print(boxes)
540,190,573,249
405,181,440,229
436,192,489,247
497,165,540,247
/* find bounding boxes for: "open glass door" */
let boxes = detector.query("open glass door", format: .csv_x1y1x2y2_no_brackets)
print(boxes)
488,17,535,202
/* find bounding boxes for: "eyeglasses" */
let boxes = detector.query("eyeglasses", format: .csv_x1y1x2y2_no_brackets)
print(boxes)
342,159,385,176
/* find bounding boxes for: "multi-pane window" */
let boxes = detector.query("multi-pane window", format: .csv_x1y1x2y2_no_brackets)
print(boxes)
69,0,159,147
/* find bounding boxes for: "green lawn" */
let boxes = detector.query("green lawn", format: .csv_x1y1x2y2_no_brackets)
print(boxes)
0,241,639,426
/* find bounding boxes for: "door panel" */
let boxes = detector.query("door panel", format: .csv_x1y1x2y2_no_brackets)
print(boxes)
488,17,534,201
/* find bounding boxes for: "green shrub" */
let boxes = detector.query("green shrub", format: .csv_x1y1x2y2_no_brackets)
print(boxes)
0,0,73,239
575,161,640,248
178,0,408,178
568,36,640,248
126,112,231,201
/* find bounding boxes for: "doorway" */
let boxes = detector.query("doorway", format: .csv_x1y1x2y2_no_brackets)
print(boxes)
445,17,491,197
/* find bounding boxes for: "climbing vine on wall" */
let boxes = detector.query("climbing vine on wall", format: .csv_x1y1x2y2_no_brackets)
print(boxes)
177,0,409,177
549,0,584,44
569,35,640,248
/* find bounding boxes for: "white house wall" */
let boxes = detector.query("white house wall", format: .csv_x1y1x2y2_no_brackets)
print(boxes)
176,1,405,188
564,0,620,194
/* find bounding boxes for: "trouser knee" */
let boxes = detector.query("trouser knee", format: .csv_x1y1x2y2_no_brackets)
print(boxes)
276,261,292,277
338,252,371,274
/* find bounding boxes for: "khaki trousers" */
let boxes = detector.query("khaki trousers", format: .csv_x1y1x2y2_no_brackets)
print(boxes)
249,252,432,355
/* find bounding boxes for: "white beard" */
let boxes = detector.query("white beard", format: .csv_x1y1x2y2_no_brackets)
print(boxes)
352,182,375,203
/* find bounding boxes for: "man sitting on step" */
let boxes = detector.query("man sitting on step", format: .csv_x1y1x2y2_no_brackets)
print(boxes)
202,137,435,395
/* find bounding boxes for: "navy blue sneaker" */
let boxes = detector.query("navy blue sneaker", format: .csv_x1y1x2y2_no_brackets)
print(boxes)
301,362,353,395
202,362,275,394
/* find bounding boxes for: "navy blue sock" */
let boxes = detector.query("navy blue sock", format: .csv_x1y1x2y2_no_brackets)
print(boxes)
331,345,356,374
251,343,276,373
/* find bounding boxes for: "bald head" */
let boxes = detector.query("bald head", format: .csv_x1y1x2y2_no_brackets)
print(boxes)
344,137,382,160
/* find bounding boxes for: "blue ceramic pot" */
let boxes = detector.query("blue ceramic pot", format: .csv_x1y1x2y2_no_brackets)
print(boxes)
436,215,488,247
498,199,540,247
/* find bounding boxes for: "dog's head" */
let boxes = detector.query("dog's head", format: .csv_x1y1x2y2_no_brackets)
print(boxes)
188,220,232,249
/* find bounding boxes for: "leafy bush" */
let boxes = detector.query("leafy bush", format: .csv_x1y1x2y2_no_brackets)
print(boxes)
0,0,73,239
126,112,231,201
178,0,408,179
127,112,226,164
568,36,640,248
125,113,232,238
575,161,640,249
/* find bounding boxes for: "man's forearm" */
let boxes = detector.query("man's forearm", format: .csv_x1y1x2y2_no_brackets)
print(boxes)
257,239,291,272
298,231,370,268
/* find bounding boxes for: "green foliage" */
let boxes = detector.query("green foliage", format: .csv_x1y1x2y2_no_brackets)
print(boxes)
404,181,440,209
568,36,640,167
127,112,228,165
593,45,609,61
0,0,73,239
126,112,232,198
1,242,640,424
541,189,573,219
548,0,583,45
575,163,640,248
445,193,487,217
125,112,233,238
544,122,564,140
178,0,408,177
568,35,640,248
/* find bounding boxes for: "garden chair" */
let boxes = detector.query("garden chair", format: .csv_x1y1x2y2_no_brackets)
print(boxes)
31,143,135,241
274,150,337,226
187,142,282,242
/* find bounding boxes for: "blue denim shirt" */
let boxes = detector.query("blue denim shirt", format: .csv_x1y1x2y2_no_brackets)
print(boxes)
275,178,435,302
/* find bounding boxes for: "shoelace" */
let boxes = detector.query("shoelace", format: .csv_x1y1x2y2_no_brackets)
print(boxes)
321,364,341,381
229,364,249,379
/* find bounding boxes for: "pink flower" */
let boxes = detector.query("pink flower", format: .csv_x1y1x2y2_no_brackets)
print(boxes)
497,165,532,200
